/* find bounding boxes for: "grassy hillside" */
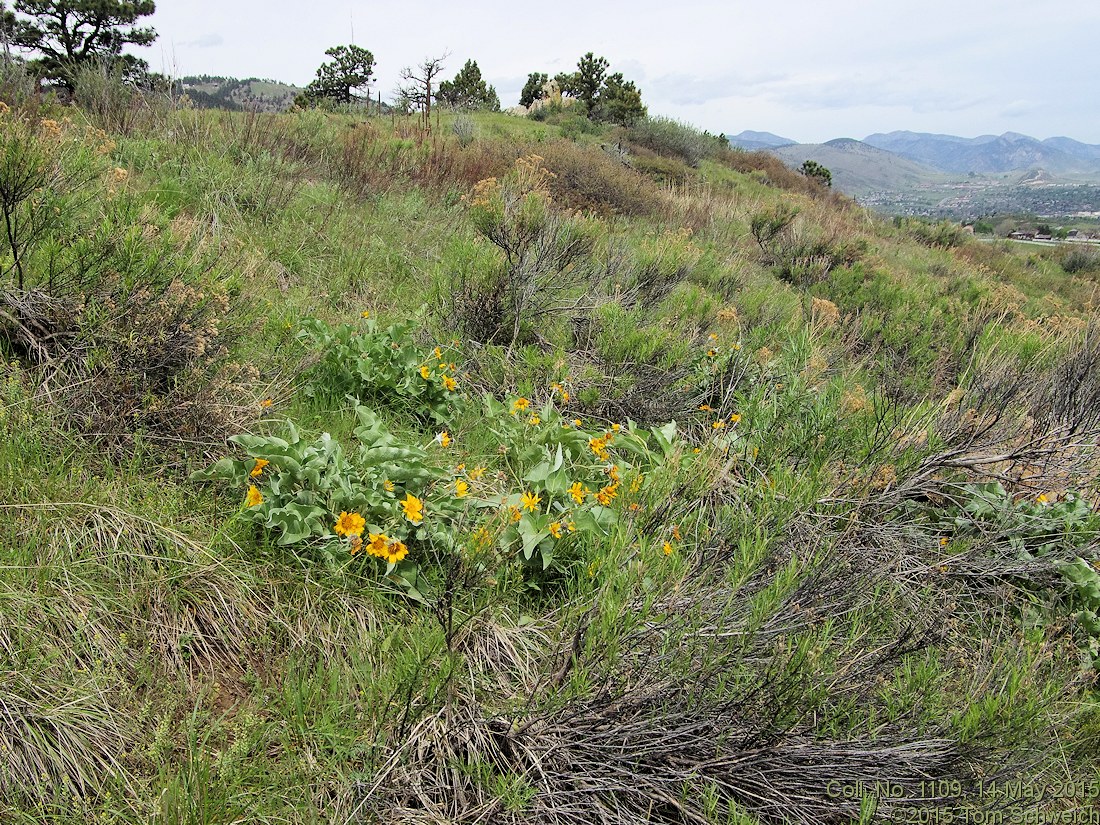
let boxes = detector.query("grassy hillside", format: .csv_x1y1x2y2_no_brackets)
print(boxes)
2,89,1100,825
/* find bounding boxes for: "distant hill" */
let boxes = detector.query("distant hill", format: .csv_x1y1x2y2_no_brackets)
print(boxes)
180,75,303,113
863,130,1100,176
725,130,796,151
768,138,948,196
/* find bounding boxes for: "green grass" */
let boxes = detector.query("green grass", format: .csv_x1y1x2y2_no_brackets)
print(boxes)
1,100,1099,823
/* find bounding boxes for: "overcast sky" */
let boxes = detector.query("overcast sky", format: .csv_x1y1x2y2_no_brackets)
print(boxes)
135,0,1100,143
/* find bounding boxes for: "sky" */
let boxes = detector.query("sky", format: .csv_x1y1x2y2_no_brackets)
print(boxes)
124,0,1100,143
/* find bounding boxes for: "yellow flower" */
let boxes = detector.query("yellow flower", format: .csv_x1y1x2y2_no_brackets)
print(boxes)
569,482,588,504
245,485,263,507
573,419,582,427
611,423,621,433
1036,493,1050,504
250,458,270,477
385,540,409,565
401,493,424,524
361,310,370,318
663,541,674,556
368,533,389,557
595,483,619,506
560,391,570,403
349,535,363,555
567,522,576,533
629,503,641,512
521,490,542,512
419,365,432,379
512,397,530,414
528,415,541,426
442,375,458,391
549,521,562,539
260,398,273,408
437,431,452,447
510,507,522,523
455,479,469,498
699,404,712,411
606,464,620,482
468,466,486,480
433,346,443,358
630,475,643,494
729,413,742,424
707,348,718,357
383,479,395,492
589,436,610,460
334,511,366,537
939,537,949,547
712,420,725,429
732,343,742,351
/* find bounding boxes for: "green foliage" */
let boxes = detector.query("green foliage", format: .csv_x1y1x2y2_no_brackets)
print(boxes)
571,52,607,113
303,44,375,106
594,71,646,126
436,59,499,111
750,203,864,288
545,53,645,125
8,0,157,89
902,218,966,249
627,116,725,167
519,72,547,108
297,314,463,425
930,482,1100,668
799,159,832,188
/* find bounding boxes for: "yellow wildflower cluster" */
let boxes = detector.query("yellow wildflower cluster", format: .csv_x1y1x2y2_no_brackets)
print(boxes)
589,434,612,461
365,533,409,564
595,483,619,506
550,382,570,403
250,458,270,478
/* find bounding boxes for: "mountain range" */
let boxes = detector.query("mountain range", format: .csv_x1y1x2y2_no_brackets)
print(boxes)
725,129,1100,183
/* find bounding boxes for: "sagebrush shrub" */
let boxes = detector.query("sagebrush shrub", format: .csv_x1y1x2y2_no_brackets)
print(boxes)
626,116,725,168
0,109,254,457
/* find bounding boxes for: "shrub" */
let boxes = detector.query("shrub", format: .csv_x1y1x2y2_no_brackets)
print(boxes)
905,218,967,249
459,155,600,345
0,109,252,457
626,116,725,168
0,56,38,107
720,148,820,195
1060,245,1100,275
451,114,476,147
535,140,658,216
72,60,149,136
750,203,864,288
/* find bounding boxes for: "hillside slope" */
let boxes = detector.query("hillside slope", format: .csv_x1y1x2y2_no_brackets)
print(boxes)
1,95,1099,825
